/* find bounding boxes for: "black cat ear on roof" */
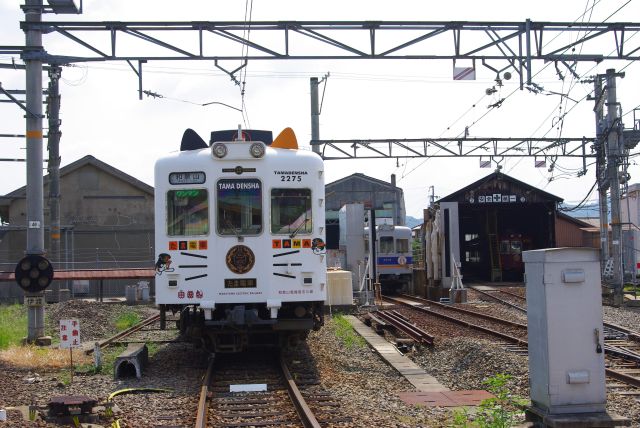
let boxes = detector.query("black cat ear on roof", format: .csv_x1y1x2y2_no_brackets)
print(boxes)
180,128,208,151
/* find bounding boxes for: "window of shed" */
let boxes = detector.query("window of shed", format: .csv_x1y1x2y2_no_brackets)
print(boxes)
271,188,312,235
167,189,209,236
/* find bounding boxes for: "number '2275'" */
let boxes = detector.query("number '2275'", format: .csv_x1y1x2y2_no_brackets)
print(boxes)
280,175,302,182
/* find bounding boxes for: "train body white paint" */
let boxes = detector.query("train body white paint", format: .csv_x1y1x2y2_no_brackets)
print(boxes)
154,128,326,352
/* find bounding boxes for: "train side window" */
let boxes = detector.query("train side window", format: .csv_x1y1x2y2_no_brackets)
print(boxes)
379,236,394,254
166,189,209,236
396,238,409,253
271,188,312,235
217,179,262,236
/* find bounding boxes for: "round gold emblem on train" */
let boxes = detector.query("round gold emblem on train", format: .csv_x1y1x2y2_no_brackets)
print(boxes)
225,245,255,274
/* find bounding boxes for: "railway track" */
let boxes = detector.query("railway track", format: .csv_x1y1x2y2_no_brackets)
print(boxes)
381,294,528,348
468,286,527,313
196,351,352,428
85,312,181,355
379,293,640,394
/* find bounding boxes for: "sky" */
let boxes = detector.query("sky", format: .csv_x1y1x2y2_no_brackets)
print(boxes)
1,0,639,219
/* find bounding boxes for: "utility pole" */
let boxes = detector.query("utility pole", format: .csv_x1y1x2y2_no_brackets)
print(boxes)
24,0,46,341
605,68,625,306
593,78,609,269
310,77,320,154
47,65,62,269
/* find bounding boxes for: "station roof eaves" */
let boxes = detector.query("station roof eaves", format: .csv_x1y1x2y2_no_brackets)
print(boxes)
2,155,154,199
326,173,398,190
437,171,563,203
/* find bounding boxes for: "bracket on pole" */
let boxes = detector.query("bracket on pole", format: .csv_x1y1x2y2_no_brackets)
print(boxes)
126,60,147,100
0,82,42,119
214,60,247,86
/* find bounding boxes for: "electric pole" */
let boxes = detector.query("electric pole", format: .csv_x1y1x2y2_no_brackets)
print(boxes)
593,78,609,270
605,68,625,306
47,65,62,270
310,77,320,154
24,0,46,342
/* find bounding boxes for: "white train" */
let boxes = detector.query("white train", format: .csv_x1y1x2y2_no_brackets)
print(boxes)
154,127,326,352
365,224,413,293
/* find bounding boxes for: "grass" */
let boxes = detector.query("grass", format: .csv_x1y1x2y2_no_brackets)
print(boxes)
113,310,141,331
0,304,28,349
332,313,366,348
0,345,91,369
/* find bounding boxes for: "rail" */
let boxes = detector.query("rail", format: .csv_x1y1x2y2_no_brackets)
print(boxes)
468,286,527,313
387,294,640,391
85,313,160,355
194,357,215,428
382,295,528,347
397,293,527,329
280,354,322,428
372,310,435,346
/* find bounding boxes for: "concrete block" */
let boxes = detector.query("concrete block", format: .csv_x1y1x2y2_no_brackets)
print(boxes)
114,343,148,380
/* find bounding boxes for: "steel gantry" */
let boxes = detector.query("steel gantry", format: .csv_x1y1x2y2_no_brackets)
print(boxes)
15,20,640,91
311,136,594,162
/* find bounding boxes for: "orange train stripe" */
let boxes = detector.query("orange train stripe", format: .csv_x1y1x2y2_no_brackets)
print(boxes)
26,130,43,138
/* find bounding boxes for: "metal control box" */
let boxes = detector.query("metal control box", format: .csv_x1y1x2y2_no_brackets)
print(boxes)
522,248,606,414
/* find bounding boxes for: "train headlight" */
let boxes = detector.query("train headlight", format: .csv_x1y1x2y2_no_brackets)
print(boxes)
212,143,228,158
249,142,265,158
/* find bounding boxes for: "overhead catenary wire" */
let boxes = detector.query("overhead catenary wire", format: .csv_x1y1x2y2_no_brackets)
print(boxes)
503,1,636,185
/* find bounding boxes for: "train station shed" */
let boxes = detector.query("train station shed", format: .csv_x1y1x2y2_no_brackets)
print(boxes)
432,171,563,287
0,155,154,302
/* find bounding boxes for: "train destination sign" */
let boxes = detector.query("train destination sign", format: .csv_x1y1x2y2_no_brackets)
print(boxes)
217,179,261,191
169,171,206,185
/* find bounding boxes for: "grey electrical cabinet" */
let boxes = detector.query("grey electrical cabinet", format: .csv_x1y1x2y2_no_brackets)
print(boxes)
522,247,606,415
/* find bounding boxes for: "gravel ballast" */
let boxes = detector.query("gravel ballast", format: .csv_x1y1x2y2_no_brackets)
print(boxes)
1,299,640,426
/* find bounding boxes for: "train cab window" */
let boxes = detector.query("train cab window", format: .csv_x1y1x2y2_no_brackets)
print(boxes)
217,178,262,235
379,236,394,254
396,238,409,253
271,188,312,235
166,189,209,236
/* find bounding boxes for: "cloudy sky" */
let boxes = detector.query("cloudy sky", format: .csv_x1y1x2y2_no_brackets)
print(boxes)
1,0,639,219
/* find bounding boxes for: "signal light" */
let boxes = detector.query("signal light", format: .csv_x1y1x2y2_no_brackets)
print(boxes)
15,255,54,293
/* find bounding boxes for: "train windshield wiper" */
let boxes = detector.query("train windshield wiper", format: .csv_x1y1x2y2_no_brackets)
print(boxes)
289,218,310,239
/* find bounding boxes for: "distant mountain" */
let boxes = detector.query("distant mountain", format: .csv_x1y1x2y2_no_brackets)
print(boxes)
559,203,601,220
405,215,422,229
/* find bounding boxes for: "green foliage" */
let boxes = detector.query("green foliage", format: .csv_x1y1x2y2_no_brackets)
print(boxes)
332,314,366,348
113,311,140,331
0,304,28,349
451,373,527,428
145,341,160,357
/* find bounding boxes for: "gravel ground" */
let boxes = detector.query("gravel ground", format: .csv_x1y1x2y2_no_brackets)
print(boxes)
2,299,640,427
